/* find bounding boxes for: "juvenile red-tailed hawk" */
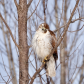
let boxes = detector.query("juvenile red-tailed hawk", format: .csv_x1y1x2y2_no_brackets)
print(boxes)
32,23,58,77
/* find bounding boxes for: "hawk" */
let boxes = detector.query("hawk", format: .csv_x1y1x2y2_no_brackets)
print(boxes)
32,23,58,77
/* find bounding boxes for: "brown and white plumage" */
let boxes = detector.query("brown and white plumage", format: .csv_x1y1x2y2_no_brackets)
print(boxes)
32,23,58,77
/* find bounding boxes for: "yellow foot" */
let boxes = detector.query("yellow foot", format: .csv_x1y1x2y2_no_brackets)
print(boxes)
42,56,49,64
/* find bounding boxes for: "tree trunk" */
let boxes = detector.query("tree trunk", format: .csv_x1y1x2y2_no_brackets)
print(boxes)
60,0,67,84
18,0,28,84
60,43,66,84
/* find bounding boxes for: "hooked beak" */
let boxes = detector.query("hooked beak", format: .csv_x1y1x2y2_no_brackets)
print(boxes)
42,27,47,33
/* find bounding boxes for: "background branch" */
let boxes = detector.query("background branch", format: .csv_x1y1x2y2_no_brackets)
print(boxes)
0,13,19,48
27,0,40,20
54,17,84,32
14,0,18,8
27,0,33,9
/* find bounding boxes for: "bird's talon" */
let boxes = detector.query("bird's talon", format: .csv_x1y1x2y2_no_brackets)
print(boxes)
42,60,45,64
42,56,49,64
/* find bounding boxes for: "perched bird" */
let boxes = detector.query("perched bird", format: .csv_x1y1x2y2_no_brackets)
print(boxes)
32,23,58,77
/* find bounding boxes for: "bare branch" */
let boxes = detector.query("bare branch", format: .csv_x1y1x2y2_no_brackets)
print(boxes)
68,25,84,32
58,0,80,45
14,0,18,8
69,40,83,57
30,64,44,84
54,17,84,32
71,17,84,23
27,0,33,9
0,13,19,48
35,12,44,21
0,73,6,83
27,0,40,20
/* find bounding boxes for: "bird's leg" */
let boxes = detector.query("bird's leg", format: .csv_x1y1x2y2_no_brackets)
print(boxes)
42,56,50,64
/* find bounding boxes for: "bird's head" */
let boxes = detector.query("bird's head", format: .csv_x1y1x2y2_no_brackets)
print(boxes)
38,23,49,33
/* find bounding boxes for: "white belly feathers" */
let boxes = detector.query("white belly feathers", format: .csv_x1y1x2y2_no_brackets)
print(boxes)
32,30,53,60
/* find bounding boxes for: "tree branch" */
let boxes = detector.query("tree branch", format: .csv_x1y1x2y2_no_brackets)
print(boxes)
54,17,84,32
14,0,18,9
27,0,40,20
27,0,33,9
68,24,84,32
0,13,19,48
30,0,80,83
71,17,84,23
58,0,80,44
30,64,44,84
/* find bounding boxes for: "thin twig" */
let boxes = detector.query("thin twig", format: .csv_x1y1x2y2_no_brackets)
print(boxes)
14,0,18,8
0,13,19,48
35,12,44,21
27,0,40,20
69,40,83,57
68,24,84,32
71,17,84,23
54,17,84,32
27,0,33,9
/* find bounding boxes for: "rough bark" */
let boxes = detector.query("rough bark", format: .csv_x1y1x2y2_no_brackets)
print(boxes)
18,0,28,84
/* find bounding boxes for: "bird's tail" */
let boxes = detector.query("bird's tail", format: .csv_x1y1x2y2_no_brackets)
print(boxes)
46,56,56,77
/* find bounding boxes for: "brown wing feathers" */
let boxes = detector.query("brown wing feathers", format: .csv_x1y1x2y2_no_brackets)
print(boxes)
49,30,58,63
